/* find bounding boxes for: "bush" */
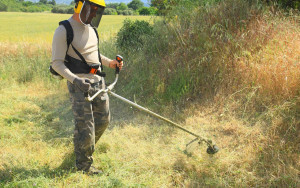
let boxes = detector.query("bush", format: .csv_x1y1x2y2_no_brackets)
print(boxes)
116,19,154,53
66,7,73,14
123,9,134,15
271,0,300,9
0,2,7,11
106,2,118,9
117,9,135,15
104,8,117,15
138,7,150,15
27,6,43,12
22,1,33,7
138,7,157,15
51,5,73,14
117,2,127,11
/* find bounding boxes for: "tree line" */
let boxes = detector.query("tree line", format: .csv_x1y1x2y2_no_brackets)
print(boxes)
0,0,54,12
0,0,158,15
1,0,298,14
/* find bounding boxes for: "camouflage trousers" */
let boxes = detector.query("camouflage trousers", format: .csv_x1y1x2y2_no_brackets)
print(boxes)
67,79,110,171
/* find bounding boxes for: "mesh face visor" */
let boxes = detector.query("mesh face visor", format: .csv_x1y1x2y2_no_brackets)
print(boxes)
79,1,105,28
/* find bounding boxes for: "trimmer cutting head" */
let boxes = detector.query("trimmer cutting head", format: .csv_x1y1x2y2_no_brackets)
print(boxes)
206,145,219,155
187,138,219,155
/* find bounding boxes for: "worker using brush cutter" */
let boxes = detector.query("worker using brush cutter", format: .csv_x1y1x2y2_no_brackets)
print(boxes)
51,0,123,175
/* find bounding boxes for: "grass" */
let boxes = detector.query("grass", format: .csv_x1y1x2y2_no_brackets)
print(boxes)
0,12,152,43
0,81,273,187
0,6,299,187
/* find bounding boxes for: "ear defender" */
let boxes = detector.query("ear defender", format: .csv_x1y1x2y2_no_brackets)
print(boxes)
74,0,83,13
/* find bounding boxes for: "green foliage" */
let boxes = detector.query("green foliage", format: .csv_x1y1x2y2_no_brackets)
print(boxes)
267,0,300,9
39,0,47,4
117,8,135,15
139,7,157,15
117,0,262,104
0,0,53,12
0,1,8,11
150,0,175,15
105,2,141,15
22,1,33,6
49,0,55,6
51,4,73,14
106,2,119,9
116,19,153,53
104,7,117,15
128,0,144,10
122,9,134,15
117,2,128,11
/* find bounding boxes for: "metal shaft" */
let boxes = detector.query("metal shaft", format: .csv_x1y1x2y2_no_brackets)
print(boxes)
109,91,206,139
85,73,213,147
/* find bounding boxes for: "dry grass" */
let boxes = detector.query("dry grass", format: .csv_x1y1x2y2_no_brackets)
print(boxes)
0,42,51,58
0,81,275,187
237,13,300,103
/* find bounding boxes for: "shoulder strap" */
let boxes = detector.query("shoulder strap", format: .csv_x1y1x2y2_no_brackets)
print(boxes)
59,20,103,71
92,27,104,71
59,20,73,48
59,20,87,64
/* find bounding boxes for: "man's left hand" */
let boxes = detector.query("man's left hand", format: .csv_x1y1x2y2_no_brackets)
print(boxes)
109,60,123,70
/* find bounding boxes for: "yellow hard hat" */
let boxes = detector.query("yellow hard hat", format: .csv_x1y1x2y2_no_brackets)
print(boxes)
89,0,105,7
74,0,105,13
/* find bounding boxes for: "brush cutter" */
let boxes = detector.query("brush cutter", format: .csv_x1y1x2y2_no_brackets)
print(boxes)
86,55,219,155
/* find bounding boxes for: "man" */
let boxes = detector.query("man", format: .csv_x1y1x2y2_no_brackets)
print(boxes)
51,0,123,175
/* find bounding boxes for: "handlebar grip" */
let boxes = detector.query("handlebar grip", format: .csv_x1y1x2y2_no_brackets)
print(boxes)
115,55,123,74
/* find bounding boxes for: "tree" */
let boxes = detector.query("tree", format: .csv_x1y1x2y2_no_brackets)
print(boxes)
106,3,119,9
139,7,157,15
49,0,56,5
128,0,144,10
151,0,176,15
104,8,117,15
0,2,8,11
139,7,151,15
39,0,47,4
117,3,128,11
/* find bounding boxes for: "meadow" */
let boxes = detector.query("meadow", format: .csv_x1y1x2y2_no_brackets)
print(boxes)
0,12,152,42
0,7,299,188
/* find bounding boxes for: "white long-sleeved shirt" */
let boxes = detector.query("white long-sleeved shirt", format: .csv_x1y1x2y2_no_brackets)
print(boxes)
51,17,111,83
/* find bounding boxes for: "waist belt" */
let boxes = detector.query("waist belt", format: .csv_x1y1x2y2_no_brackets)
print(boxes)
64,55,106,77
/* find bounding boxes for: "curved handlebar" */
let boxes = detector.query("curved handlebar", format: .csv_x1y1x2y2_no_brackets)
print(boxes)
86,55,123,101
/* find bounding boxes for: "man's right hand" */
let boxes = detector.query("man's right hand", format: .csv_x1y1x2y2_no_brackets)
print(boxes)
73,77,91,92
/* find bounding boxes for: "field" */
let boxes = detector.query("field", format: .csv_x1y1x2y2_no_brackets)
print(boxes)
0,9,299,188
0,12,152,43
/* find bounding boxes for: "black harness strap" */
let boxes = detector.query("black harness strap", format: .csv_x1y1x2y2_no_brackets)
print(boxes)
92,27,104,71
71,45,87,64
58,20,105,76
59,20,86,64
59,20,73,51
